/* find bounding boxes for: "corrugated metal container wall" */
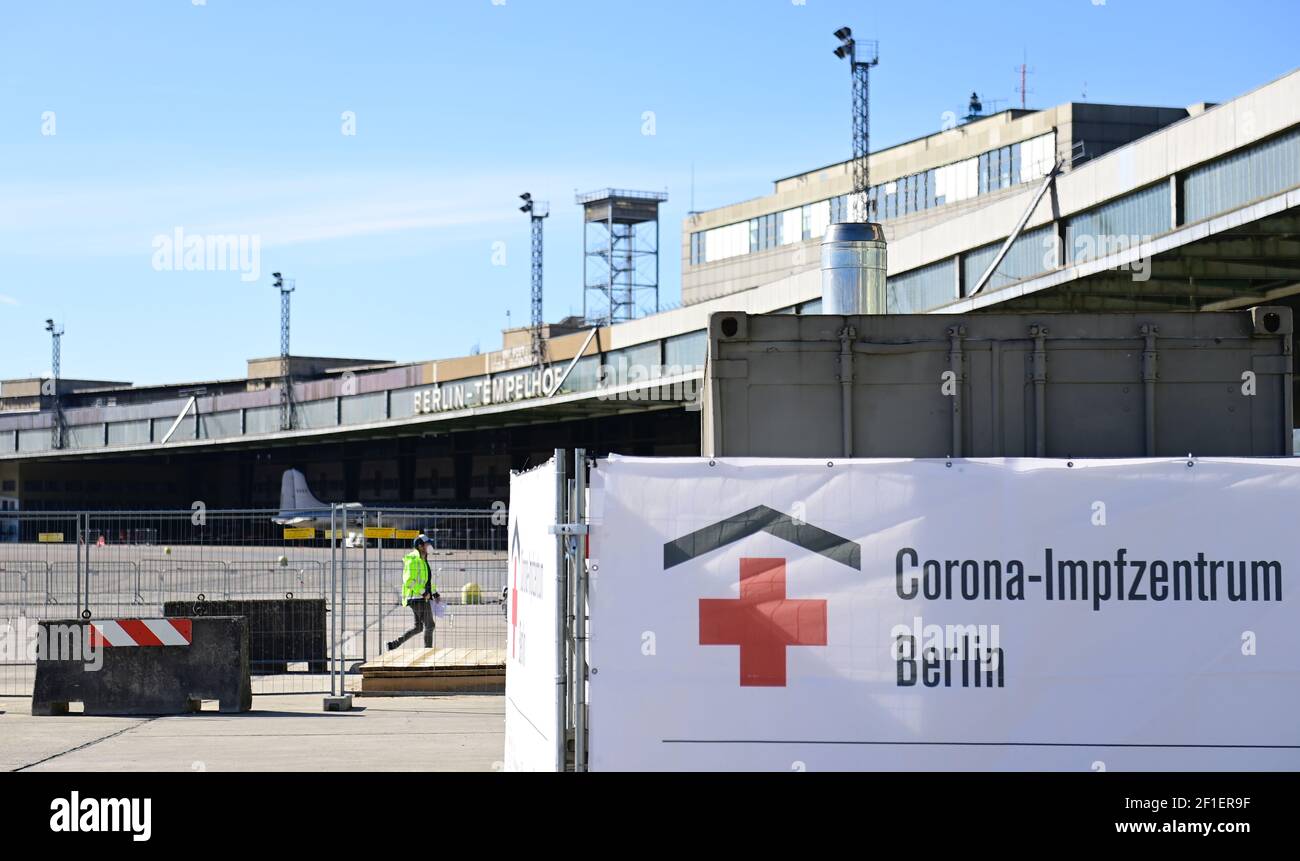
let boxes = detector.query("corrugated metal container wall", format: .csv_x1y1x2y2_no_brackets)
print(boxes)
703,309,1294,459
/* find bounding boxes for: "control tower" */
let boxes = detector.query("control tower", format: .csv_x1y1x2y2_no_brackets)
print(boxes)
576,188,668,326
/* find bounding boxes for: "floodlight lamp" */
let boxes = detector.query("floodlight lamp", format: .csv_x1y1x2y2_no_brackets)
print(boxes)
834,27,852,41
833,45,848,59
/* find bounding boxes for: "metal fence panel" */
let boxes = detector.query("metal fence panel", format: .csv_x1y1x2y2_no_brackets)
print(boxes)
1,506,506,699
0,513,81,696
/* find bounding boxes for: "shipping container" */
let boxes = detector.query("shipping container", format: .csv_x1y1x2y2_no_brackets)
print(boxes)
702,308,1294,458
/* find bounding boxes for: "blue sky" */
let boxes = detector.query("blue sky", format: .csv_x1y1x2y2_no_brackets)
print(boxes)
1,0,1297,384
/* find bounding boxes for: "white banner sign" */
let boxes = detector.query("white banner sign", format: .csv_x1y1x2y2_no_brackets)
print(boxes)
503,459,561,772
588,456,1300,771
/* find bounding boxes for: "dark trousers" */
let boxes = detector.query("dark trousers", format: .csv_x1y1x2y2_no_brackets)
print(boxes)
392,597,434,649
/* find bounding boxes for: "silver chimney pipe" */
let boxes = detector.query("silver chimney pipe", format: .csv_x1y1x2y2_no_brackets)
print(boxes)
821,222,887,314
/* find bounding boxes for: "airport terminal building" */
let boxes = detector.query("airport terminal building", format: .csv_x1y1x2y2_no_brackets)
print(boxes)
3,70,1299,512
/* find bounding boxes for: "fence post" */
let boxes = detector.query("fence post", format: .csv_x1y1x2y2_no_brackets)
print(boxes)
553,448,568,772
574,448,588,772
77,512,85,617
74,513,80,616
361,508,368,662
324,504,353,711
330,503,338,697
566,477,576,735
341,507,348,672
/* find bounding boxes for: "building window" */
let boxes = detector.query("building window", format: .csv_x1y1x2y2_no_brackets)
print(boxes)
698,133,1053,260
690,232,705,265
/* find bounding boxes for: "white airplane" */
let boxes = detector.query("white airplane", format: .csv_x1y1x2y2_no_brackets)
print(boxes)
271,469,440,545
272,468,360,529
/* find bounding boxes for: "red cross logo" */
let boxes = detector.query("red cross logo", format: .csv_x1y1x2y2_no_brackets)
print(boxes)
699,557,827,687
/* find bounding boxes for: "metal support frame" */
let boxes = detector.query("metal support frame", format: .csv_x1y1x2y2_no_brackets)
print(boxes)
545,327,599,398
577,189,667,327
1140,324,1158,456
572,448,588,772
160,396,197,445
947,326,966,458
1030,324,1049,457
838,326,856,457
545,448,593,771
970,160,1063,296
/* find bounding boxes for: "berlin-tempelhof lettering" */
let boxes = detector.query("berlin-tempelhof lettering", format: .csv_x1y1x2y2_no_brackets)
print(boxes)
410,362,703,415
412,365,563,414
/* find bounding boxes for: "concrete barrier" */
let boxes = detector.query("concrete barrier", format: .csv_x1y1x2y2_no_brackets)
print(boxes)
31,616,252,715
163,599,327,673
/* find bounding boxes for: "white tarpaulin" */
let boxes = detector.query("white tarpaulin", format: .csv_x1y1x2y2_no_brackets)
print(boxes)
588,456,1300,771
503,459,561,772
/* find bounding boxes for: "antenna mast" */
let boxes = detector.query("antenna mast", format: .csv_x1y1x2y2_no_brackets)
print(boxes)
1015,53,1035,110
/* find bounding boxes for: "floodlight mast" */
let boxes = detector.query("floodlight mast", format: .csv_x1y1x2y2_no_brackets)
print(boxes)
520,193,550,366
272,272,296,431
833,27,879,221
44,318,66,449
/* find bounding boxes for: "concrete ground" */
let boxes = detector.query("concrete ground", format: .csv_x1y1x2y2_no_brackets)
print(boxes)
0,693,505,772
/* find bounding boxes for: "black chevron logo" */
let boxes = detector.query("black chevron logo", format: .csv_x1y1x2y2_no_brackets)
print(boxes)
663,505,861,571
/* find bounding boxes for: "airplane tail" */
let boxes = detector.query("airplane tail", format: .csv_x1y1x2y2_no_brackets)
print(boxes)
279,468,328,514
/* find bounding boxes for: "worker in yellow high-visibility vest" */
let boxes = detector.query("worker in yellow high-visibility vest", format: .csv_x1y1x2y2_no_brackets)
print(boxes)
387,534,439,651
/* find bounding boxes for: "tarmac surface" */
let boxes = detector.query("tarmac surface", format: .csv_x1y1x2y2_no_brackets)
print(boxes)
0,693,506,772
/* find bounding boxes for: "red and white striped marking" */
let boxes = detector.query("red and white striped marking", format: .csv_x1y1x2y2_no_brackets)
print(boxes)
88,619,193,648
